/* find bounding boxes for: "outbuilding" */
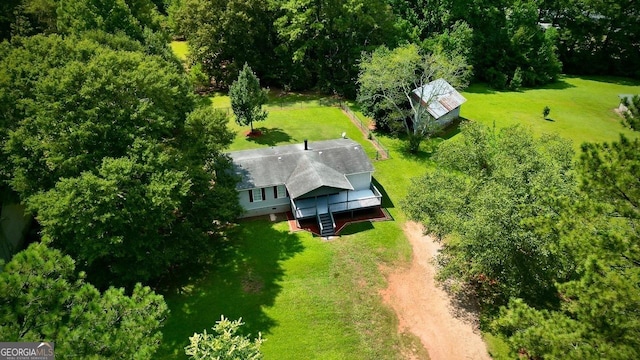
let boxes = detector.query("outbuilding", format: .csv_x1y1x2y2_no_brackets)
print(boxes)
411,78,467,127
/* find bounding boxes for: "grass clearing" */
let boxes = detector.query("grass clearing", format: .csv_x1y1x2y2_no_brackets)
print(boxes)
170,41,189,62
461,76,640,148
158,72,638,359
157,218,411,359
157,93,413,359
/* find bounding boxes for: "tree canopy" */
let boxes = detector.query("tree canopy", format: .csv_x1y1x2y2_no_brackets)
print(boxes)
173,0,276,88
403,122,577,303
357,44,470,152
4,0,638,91
0,243,168,358
494,136,640,359
0,33,240,287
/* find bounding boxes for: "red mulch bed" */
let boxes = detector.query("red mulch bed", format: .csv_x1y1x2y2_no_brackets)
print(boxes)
246,130,262,137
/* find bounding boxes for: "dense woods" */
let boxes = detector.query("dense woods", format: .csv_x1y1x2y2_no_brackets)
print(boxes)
404,126,640,358
0,1,241,353
0,0,638,358
2,0,637,95
165,0,637,95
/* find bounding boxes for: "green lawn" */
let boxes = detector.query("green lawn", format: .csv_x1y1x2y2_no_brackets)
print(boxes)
158,64,639,359
461,76,640,148
157,93,415,359
170,41,189,62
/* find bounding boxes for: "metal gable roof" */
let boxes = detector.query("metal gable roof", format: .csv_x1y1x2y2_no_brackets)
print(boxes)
228,139,374,198
412,78,467,119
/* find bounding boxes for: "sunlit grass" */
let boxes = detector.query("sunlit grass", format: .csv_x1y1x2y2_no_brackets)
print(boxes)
461,76,640,149
158,74,640,359
170,41,189,62
158,217,410,359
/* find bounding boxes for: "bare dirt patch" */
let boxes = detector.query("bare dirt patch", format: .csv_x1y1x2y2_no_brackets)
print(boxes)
381,221,491,360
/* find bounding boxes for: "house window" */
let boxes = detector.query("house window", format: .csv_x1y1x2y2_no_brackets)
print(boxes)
275,185,287,199
250,188,264,202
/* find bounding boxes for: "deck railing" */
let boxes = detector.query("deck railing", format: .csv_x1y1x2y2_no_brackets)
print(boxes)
292,184,383,220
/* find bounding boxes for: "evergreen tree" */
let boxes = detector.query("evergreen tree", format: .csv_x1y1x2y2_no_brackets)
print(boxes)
0,243,168,358
621,95,640,131
229,63,268,134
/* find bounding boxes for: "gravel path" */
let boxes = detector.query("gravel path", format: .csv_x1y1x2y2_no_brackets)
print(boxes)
381,221,491,360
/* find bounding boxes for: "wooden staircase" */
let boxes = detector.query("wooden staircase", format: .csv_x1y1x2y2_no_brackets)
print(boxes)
318,213,335,237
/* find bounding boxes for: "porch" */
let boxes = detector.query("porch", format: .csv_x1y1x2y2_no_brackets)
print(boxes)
291,183,383,220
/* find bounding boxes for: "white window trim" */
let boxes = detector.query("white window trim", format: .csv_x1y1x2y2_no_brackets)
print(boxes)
252,188,263,202
276,185,286,199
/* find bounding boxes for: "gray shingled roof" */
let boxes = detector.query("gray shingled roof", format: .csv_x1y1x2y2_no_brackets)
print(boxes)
228,139,374,199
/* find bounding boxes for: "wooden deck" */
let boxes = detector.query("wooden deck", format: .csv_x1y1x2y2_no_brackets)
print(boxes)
289,207,390,237
292,186,382,219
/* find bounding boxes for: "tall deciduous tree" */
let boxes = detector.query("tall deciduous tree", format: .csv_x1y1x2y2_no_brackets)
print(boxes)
173,0,276,87
0,34,241,287
0,243,168,358
546,0,640,78
505,0,561,88
5,44,193,196
494,135,640,359
272,0,397,96
230,63,268,134
357,44,470,152
403,123,576,303
57,0,163,41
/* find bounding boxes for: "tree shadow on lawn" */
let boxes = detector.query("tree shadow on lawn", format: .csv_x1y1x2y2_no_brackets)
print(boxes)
245,127,293,146
156,219,304,358
463,78,575,94
267,89,341,108
535,78,576,90
576,75,640,86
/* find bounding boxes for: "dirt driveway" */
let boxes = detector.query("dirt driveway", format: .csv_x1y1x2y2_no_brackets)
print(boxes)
381,222,491,360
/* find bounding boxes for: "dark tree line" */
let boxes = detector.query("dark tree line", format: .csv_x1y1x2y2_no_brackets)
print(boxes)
3,0,637,96
166,0,637,95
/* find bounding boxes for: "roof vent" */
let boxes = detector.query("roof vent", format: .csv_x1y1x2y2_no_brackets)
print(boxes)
304,139,308,150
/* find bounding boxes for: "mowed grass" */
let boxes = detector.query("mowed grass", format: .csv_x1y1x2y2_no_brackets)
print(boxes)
157,212,412,359
206,92,380,158
170,41,189,62
162,43,638,358
461,76,640,148
157,94,414,359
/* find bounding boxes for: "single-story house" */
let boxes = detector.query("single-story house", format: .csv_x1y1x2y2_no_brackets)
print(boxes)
411,78,467,127
228,138,382,236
